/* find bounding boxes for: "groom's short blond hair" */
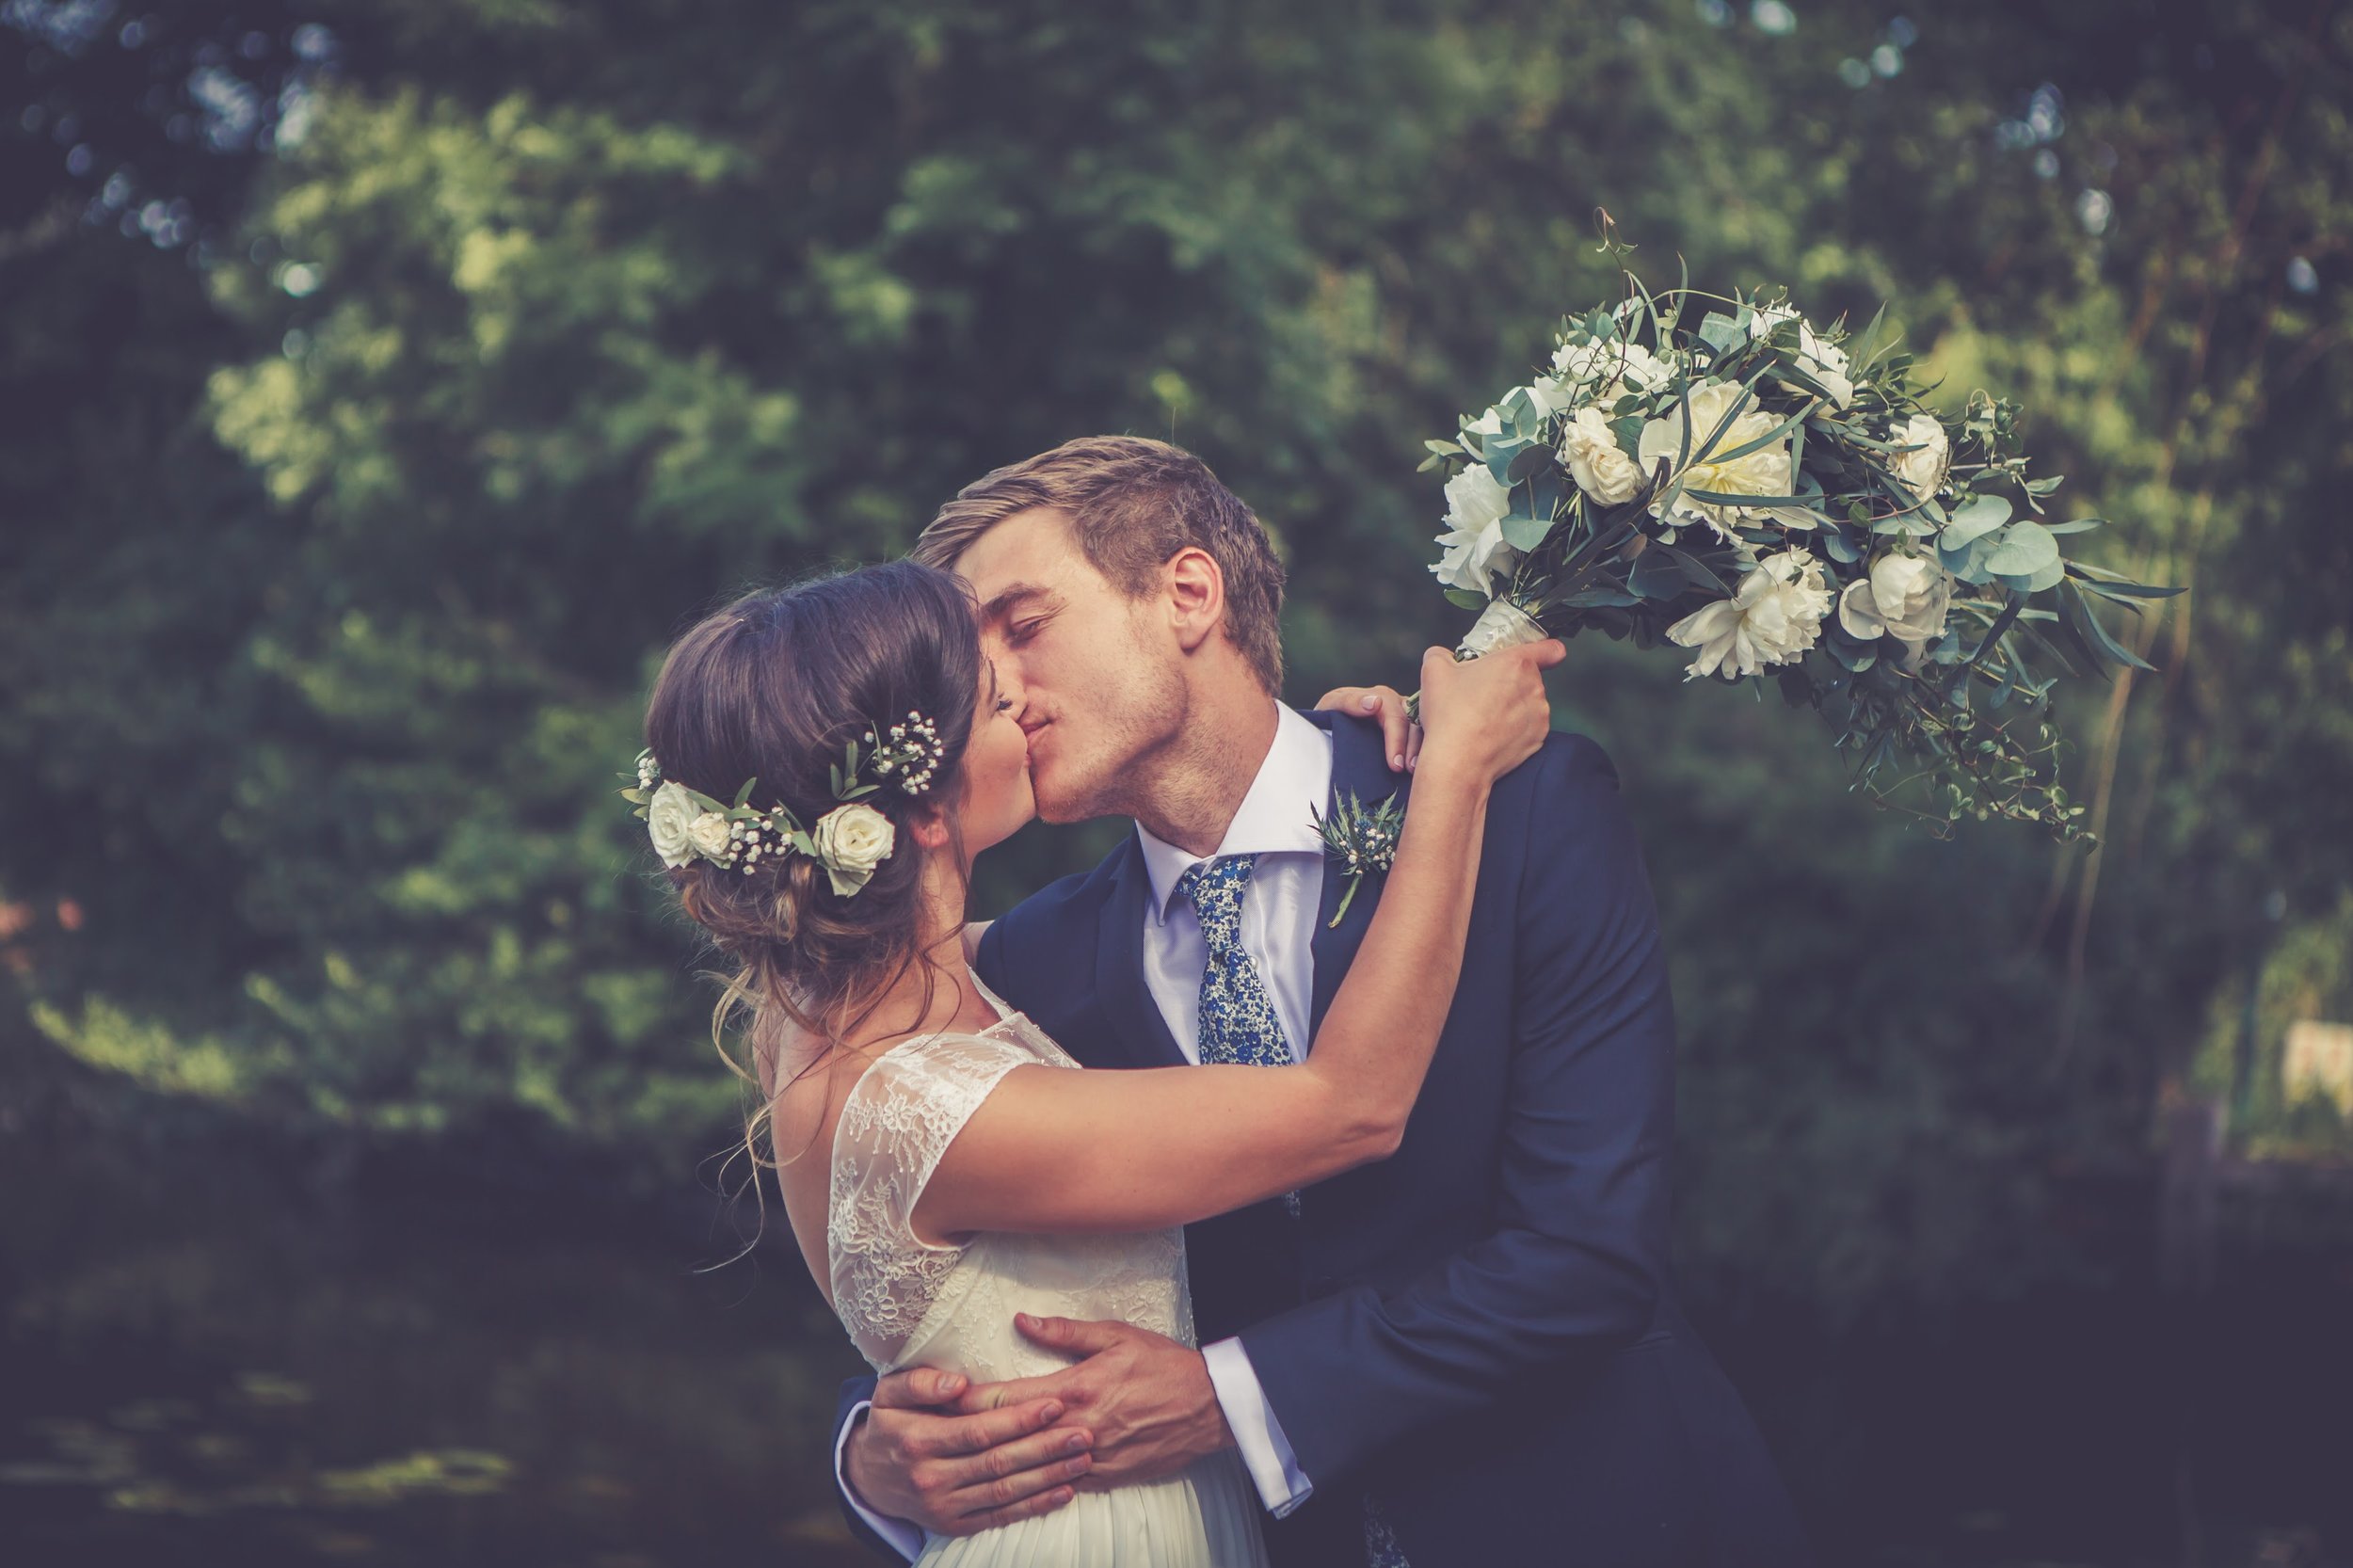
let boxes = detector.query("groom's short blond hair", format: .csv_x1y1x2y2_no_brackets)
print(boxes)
913,436,1287,696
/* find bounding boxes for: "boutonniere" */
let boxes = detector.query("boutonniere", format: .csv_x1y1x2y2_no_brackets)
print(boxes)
1309,789,1404,929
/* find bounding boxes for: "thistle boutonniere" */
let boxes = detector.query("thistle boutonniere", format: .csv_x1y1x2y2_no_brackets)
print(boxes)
1310,789,1404,929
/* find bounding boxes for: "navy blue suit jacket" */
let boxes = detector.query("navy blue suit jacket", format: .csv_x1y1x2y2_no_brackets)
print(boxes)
834,712,1807,1567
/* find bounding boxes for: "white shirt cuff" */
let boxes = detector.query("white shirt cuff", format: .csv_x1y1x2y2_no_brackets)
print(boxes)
835,1400,927,1560
1202,1336,1313,1517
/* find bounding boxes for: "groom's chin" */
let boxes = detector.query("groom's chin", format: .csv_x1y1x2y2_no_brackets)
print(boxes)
1025,771,1093,826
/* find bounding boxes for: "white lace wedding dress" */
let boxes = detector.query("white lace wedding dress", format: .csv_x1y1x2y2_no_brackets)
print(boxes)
829,975,1269,1568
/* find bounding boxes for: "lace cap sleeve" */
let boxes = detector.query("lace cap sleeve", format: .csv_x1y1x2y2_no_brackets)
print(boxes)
827,1031,1044,1363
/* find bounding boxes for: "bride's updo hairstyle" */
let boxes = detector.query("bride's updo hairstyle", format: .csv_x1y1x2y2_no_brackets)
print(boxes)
642,561,983,1103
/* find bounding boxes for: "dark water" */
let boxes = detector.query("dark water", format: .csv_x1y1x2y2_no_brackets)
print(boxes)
5,1034,2350,1567
0,1045,872,1568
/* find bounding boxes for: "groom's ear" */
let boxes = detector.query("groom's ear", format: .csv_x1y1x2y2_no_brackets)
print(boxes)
1164,546,1226,654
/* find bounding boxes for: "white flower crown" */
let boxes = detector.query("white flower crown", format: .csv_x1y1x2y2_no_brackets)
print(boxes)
621,710,948,897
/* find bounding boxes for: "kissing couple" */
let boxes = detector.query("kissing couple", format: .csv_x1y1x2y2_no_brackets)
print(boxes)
634,436,1810,1566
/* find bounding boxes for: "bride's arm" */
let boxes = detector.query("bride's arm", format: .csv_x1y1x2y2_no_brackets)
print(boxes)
916,639,1563,1240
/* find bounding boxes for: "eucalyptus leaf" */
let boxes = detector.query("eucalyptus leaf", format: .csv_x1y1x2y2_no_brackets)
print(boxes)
1979,520,2060,577
1500,514,1555,552
1993,554,2066,595
1941,493,2013,547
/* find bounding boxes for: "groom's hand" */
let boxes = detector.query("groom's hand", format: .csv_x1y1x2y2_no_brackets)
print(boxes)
954,1313,1235,1488
843,1367,1093,1536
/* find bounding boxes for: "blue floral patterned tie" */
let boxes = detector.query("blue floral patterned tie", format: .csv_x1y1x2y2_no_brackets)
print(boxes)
1175,856,1296,1069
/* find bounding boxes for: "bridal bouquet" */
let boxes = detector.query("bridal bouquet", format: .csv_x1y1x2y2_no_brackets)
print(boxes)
1419,256,2178,841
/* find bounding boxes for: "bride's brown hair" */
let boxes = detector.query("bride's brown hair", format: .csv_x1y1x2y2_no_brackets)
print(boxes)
643,561,984,1209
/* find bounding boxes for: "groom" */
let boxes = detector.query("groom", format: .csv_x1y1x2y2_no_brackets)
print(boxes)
831,436,1809,1566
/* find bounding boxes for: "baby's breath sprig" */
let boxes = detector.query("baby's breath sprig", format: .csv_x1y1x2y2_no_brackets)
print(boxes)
1310,789,1406,929
860,710,947,795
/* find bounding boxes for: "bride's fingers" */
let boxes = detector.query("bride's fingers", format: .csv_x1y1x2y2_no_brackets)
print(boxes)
1360,685,1417,772
1313,686,1418,773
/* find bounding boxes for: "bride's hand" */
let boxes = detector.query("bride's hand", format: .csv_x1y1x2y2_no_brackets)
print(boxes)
1314,682,1421,773
1414,640,1565,786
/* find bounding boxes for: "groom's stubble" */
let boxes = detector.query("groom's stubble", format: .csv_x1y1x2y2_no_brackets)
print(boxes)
947,506,1275,852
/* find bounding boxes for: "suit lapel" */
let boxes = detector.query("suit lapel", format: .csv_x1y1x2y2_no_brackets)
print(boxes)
1095,835,1190,1068
1307,712,1405,1036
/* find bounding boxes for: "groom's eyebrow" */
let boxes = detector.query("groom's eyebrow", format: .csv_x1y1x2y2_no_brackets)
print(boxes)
980,583,1056,624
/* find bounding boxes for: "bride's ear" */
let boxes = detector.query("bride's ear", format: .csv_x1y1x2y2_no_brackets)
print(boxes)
905,799,954,854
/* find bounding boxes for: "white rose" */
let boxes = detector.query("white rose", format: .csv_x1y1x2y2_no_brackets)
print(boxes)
1838,552,1952,668
1638,379,1794,541
1665,549,1832,680
1892,412,1950,502
811,801,896,896
685,810,734,860
646,782,699,869
1748,304,1855,408
1430,461,1518,596
1550,337,1673,404
1559,407,1645,505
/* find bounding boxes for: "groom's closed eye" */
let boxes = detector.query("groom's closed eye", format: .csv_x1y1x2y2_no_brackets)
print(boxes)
982,584,1060,645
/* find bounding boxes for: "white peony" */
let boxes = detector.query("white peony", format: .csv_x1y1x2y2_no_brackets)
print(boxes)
1838,552,1952,668
811,801,896,896
686,810,734,861
646,782,699,869
1559,407,1645,505
1638,379,1795,541
1891,412,1950,502
1666,549,1833,680
1748,304,1855,408
1430,461,1519,596
1550,337,1673,404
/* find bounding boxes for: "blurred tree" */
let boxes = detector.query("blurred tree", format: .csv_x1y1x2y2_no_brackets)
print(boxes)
2,0,2346,1308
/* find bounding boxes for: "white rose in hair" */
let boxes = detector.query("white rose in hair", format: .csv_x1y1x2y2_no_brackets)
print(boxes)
1892,412,1950,502
1665,549,1832,680
1839,552,1952,668
646,782,699,869
1559,407,1645,505
686,810,734,860
812,802,896,896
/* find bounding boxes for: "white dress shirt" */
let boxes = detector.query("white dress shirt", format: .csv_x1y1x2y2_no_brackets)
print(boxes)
1131,701,1326,1519
839,703,1328,1553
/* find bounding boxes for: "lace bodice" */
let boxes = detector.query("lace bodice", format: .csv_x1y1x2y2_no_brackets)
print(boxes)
826,979,1193,1378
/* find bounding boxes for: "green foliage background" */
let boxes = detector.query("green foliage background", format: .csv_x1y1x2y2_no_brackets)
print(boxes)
6,0,2349,1338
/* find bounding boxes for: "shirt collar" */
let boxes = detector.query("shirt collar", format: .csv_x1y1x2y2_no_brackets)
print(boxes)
1136,702,1335,925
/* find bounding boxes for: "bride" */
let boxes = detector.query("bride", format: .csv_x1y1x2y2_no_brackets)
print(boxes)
635,559,1556,1566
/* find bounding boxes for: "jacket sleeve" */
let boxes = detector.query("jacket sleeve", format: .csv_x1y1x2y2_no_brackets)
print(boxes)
829,1374,923,1561
1236,734,1676,1481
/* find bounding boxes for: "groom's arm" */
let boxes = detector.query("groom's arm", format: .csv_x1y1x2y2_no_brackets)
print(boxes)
831,1368,1086,1556
1237,732,1675,1483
